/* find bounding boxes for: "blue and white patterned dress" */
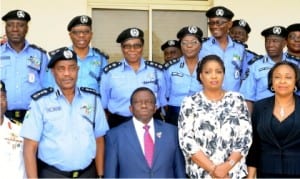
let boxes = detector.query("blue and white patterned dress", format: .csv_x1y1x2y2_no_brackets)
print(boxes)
178,91,252,178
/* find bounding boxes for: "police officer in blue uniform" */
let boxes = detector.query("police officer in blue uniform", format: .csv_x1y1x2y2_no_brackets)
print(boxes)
240,26,289,112
161,39,182,62
164,25,203,126
100,27,167,128
229,19,260,80
0,9,48,124
285,23,300,96
45,15,108,93
199,6,246,91
285,23,300,67
21,47,109,178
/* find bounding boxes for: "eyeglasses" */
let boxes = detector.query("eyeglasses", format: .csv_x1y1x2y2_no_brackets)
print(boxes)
122,43,143,50
207,20,228,26
288,34,300,41
181,40,200,47
71,30,91,36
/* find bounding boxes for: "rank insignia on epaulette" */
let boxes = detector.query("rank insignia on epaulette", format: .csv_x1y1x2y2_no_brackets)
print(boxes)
29,44,47,53
92,47,109,59
248,55,263,65
163,58,180,69
31,87,54,100
80,87,100,96
145,60,164,70
103,62,122,73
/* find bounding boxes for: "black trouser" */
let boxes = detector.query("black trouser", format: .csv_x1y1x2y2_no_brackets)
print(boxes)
5,109,27,123
107,112,132,129
165,105,180,126
38,159,96,178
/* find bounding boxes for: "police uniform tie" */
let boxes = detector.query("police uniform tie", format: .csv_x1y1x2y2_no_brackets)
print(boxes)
143,125,154,167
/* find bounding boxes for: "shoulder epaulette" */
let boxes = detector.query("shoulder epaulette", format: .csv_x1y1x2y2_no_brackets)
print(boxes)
80,87,100,97
232,39,245,46
201,37,209,42
248,55,264,65
286,53,300,61
246,49,259,56
163,58,180,69
92,47,109,59
145,60,164,71
29,44,47,53
103,61,122,73
31,87,54,100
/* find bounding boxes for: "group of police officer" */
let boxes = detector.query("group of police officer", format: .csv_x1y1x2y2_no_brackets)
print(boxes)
1,5,300,178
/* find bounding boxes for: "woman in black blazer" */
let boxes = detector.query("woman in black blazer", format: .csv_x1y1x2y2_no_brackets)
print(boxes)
246,61,300,178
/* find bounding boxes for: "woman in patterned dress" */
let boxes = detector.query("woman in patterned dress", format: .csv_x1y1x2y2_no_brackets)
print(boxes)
178,55,252,178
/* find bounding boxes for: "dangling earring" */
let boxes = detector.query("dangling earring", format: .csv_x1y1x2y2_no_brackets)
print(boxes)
271,87,274,92
294,86,298,92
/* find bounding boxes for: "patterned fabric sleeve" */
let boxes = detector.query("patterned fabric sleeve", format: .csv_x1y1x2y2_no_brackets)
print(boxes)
232,94,253,156
178,96,202,158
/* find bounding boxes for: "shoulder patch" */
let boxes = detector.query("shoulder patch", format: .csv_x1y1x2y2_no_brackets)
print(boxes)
80,87,100,97
248,55,264,65
92,47,109,59
246,49,259,56
31,87,54,100
145,60,164,71
163,58,180,69
103,61,122,73
29,44,47,53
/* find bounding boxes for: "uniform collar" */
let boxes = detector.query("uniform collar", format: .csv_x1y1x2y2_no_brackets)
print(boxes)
53,85,81,99
4,40,29,52
121,58,146,71
210,35,235,47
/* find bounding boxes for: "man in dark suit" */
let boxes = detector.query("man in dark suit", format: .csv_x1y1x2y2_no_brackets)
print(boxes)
104,87,186,178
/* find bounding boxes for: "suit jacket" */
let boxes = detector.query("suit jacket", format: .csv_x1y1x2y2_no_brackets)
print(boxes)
104,119,186,178
246,95,300,175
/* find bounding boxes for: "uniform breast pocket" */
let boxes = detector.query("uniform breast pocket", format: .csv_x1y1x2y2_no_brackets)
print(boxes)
43,111,65,134
256,71,269,90
0,60,12,79
89,65,101,81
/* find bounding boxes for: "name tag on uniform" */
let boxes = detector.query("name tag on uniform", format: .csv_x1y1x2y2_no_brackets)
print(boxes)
258,67,270,72
0,56,10,60
46,106,62,112
171,72,184,77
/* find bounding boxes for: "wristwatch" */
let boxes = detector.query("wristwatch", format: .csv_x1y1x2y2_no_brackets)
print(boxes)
228,159,236,167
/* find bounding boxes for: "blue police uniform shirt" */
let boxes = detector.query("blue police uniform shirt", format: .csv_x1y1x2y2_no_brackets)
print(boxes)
45,47,108,92
284,52,300,96
100,58,167,117
20,86,109,171
239,54,294,101
0,41,48,110
199,36,245,91
241,49,259,80
164,56,202,106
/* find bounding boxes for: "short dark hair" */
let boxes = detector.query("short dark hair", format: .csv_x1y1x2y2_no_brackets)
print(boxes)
267,61,300,93
196,55,225,84
130,87,156,105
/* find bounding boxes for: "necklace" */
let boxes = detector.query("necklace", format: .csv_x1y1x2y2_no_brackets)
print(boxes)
275,99,295,118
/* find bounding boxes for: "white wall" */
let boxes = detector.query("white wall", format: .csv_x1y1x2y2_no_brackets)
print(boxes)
1,0,299,54
0,0,87,51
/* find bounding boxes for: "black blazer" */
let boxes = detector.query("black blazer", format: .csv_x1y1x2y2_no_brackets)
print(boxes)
246,95,300,175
